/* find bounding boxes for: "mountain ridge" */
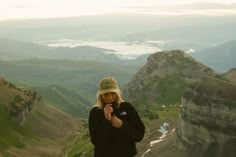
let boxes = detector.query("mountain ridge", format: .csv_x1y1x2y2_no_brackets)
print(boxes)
0,37,121,62
122,49,217,110
0,77,85,156
0,37,148,66
190,40,236,72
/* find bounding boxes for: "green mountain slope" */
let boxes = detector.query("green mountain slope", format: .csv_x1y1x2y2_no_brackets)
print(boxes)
122,50,217,110
0,77,85,156
32,85,91,118
0,59,137,103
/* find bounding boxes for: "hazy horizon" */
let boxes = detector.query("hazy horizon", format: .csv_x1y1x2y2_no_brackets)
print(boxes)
1,0,236,21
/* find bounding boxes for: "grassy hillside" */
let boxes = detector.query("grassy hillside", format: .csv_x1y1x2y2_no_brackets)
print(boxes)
156,75,188,104
123,50,217,111
32,85,91,118
0,59,137,108
0,77,85,157
0,106,31,149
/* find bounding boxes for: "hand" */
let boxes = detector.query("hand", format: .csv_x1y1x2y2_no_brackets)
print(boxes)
111,115,123,128
104,104,113,121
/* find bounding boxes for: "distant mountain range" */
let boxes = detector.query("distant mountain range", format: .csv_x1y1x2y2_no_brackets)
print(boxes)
190,40,236,73
0,38,119,62
1,37,236,72
0,15,235,50
0,37,148,66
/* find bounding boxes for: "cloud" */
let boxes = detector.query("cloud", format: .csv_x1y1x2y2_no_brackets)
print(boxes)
179,2,236,10
9,5,27,8
126,2,236,16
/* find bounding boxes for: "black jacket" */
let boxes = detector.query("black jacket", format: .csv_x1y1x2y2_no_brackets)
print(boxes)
89,102,145,157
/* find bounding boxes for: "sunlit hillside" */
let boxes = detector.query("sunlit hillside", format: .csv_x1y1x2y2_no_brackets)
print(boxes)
0,77,86,156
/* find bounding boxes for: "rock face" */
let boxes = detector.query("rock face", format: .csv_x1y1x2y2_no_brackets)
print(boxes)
122,50,217,108
11,94,40,126
0,77,40,126
177,76,236,157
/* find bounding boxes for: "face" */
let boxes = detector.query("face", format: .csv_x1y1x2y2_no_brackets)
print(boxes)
101,92,117,104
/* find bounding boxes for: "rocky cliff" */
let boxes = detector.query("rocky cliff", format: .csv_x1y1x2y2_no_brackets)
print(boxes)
122,50,217,109
0,77,40,126
177,76,236,157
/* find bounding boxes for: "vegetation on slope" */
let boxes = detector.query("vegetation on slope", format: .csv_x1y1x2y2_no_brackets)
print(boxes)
0,78,85,156
32,85,91,118
0,59,137,100
123,50,216,112
0,106,32,149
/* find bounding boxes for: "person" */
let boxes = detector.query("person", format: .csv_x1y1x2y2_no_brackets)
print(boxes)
89,76,145,157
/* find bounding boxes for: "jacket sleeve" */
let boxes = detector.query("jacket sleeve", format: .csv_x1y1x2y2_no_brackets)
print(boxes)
88,106,113,145
118,103,145,142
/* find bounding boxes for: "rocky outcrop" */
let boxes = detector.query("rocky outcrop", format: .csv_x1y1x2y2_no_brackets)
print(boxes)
0,77,40,126
177,77,236,157
10,94,40,126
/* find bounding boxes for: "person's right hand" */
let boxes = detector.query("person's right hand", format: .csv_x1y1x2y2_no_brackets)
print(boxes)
103,104,113,121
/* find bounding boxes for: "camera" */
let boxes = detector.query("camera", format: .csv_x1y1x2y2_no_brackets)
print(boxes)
110,101,118,116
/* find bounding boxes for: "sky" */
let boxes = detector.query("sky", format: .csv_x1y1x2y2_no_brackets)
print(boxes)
1,0,236,20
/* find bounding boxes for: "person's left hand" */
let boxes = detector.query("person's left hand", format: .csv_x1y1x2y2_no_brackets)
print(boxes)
111,115,123,128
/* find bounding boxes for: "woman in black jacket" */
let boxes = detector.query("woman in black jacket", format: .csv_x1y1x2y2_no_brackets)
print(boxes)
89,77,145,157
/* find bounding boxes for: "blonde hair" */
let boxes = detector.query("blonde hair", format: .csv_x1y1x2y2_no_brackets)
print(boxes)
96,90,124,109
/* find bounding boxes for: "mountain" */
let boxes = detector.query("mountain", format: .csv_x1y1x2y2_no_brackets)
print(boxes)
190,40,236,72
122,50,217,111
222,68,236,84
32,85,91,118
120,50,236,157
0,77,85,156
